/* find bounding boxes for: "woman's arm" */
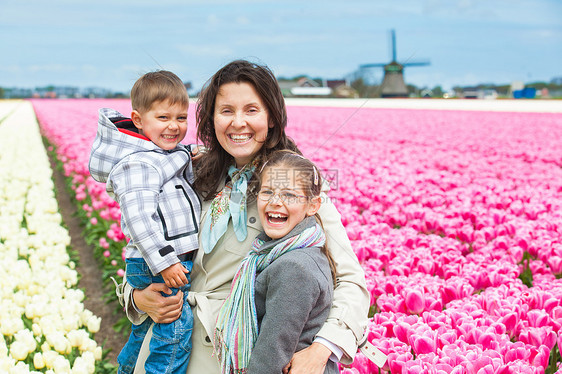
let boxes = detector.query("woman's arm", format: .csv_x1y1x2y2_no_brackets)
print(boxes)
290,193,370,369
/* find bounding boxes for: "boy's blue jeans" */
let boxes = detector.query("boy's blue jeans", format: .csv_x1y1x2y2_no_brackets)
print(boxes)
118,258,194,374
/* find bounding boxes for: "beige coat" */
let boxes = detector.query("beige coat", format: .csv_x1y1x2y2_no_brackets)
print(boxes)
123,192,370,374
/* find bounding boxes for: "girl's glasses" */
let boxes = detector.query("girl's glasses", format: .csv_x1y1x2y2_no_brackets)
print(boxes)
257,188,308,204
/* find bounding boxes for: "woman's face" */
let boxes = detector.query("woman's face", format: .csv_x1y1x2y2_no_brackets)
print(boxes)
214,82,272,168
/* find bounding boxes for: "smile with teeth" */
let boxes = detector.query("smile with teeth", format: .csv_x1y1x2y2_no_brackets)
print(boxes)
228,134,253,143
162,134,178,140
267,212,288,224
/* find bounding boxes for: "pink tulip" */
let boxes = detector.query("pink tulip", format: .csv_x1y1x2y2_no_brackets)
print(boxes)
393,322,414,344
499,312,519,336
405,289,425,315
503,341,530,363
410,333,436,355
99,238,110,249
530,345,550,369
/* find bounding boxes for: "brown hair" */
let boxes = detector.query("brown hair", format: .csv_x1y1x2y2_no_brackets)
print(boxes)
194,60,300,199
260,150,337,287
131,70,189,112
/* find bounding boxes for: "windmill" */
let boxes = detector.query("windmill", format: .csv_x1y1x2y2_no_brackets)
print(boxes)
360,30,430,98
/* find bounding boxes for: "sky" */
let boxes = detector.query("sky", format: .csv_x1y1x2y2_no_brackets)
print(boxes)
1,0,561,93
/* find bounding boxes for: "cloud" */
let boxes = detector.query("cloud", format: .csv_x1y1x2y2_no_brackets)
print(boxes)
207,14,220,25
236,16,250,25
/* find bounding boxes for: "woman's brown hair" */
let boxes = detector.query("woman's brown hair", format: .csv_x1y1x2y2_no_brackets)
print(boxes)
260,150,337,287
194,60,300,199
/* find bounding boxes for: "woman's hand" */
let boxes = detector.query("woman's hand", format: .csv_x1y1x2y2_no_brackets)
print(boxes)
132,284,183,324
283,342,332,374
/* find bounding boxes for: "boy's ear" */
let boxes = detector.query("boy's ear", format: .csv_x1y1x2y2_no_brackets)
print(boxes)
306,196,321,217
131,110,143,130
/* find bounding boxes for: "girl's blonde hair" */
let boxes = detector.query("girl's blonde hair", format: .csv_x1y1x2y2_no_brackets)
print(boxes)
260,150,337,286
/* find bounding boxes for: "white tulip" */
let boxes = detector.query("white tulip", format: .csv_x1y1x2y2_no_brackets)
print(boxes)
80,351,96,373
52,355,72,373
62,316,79,333
0,336,7,358
13,329,36,354
86,316,101,334
8,341,28,361
42,350,59,369
81,338,98,354
71,357,92,374
0,357,17,372
80,310,93,326
33,352,45,369
41,342,51,353
32,323,42,337
8,361,30,374
1,317,24,336
93,346,102,361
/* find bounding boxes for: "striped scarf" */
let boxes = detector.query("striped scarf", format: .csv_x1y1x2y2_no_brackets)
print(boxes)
214,222,326,374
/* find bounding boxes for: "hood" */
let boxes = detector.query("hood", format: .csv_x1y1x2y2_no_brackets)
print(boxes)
89,108,160,183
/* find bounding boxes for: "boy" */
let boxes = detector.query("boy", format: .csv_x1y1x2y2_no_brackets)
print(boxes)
89,70,200,374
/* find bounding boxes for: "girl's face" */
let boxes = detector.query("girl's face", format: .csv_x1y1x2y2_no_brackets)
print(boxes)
214,82,272,168
257,165,321,239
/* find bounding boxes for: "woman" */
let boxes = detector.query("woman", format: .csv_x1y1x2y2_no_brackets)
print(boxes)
120,60,370,374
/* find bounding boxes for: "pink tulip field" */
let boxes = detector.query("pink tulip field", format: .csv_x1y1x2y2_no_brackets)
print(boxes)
31,99,562,373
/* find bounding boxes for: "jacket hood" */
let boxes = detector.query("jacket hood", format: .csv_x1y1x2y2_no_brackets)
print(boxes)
89,108,160,183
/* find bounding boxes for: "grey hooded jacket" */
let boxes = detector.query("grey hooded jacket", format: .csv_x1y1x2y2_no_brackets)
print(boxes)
248,216,338,374
89,108,201,275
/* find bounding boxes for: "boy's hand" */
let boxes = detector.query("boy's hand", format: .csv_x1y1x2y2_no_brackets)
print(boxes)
190,145,207,162
160,263,190,288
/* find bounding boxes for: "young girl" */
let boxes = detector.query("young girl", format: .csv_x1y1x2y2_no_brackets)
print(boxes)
214,150,339,374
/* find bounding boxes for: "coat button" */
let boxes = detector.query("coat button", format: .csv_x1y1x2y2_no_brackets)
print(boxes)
205,336,211,343
249,217,256,224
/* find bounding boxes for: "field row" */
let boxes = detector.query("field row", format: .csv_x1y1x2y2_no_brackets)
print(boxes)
29,98,562,373
0,101,105,374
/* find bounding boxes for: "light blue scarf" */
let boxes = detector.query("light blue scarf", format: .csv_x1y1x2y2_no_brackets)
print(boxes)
201,163,256,253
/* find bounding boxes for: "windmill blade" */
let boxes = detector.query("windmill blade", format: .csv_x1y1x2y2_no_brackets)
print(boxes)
402,60,431,67
390,29,397,62
360,63,387,68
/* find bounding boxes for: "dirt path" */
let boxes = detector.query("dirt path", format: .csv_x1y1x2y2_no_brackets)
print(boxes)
48,153,127,365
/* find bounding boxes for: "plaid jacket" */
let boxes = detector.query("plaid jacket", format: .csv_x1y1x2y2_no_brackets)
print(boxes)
89,108,201,276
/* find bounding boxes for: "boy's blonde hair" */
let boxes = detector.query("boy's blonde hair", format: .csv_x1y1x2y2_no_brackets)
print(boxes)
131,70,188,112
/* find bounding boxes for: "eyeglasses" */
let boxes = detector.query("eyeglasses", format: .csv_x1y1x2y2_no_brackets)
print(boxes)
257,188,308,204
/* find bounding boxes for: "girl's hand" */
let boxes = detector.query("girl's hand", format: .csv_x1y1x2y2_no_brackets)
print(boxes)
132,284,183,324
283,342,331,374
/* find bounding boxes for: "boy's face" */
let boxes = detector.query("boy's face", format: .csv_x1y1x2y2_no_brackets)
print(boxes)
131,99,188,150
